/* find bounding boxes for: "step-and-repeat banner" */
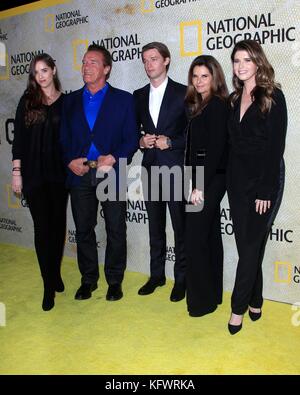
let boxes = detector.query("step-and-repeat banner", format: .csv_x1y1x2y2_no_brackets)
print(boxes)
0,0,299,304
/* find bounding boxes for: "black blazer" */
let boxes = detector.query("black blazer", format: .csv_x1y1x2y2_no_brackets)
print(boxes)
185,96,229,190
227,88,287,200
133,78,188,168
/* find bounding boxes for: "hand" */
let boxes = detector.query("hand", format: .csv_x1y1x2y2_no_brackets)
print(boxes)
191,189,204,205
255,199,271,214
68,158,89,176
97,154,116,172
155,135,168,150
12,174,22,194
140,134,157,149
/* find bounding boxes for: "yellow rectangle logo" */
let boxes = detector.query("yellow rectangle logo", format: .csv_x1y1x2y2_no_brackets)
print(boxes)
141,0,155,13
45,14,54,32
72,39,88,71
7,184,21,209
180,20,202,57
274,261,292,284
0,42,9,80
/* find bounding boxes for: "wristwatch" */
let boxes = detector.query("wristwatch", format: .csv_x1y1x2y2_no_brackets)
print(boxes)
166,137,172,149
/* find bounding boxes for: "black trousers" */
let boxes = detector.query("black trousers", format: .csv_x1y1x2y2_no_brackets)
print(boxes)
70,171,127,286
228,161,285,315
185,175,226,316
26,182,68,291
142,169,186,284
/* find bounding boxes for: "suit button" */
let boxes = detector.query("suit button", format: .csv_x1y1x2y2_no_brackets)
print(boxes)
91,134,94,138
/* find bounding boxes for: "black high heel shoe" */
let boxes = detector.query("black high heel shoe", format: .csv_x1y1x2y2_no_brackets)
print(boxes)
228,322,243,335
55,277,65,293
228,313,243,335
249,309,262,321
42,289,55,311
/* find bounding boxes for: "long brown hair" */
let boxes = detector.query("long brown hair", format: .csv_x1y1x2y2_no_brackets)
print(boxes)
230,40,280,113
185,55,228,117
24,53,61,126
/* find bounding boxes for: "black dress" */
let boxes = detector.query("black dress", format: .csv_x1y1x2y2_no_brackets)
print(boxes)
12,94,66,195
12,93,68,292
185,96,229,316
227,88,287,315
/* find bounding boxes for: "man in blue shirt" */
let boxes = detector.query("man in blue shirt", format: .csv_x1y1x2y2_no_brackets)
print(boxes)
60,44,139,301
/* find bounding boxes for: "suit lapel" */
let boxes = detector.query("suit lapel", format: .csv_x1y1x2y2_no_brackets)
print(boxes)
156,78,173,131
141,84,156,131
92,83,112,132
77,88,91,134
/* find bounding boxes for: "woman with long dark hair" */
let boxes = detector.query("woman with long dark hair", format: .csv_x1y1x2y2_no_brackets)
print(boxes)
12,53,68,311
185,55,229,317
227,40,287,334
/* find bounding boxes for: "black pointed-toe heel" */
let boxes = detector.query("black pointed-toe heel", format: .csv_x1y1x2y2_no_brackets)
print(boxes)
249,310,262,321
228,322,242,335
55,277,65,293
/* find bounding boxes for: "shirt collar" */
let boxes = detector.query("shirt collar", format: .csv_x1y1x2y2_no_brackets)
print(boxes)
84,82,108,98
150,76,168,94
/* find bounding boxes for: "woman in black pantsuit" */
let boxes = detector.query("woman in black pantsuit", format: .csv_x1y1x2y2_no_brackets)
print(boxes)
12,54,68,311
227,40,287,334
185,55,229,317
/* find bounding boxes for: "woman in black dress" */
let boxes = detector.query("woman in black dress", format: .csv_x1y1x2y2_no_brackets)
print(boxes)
12,53,68,311
227,40,287,334
185,55,229,317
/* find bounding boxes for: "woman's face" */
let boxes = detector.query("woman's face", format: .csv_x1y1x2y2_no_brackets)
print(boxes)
233,50,258,85
192,65,213,99
34,60,55,89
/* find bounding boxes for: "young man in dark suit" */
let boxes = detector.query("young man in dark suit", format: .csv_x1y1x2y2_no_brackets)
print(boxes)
60,44,139,302
133,42,188,302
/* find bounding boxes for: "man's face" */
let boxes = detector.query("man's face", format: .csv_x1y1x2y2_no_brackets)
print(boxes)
81,50,110,87
142,48,169,82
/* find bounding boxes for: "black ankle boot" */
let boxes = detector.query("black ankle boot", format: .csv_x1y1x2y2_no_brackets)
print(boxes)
42,289,55,311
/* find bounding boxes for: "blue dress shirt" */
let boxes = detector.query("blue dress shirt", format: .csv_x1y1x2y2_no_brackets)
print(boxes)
83,83,108,160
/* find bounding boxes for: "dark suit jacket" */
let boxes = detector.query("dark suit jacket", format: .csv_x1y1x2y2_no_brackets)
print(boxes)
227,88,287,200
185,96,229,190
133,78,188,168
60,83,139,187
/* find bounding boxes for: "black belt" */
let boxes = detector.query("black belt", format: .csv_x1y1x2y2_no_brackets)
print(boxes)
83,160,98,169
